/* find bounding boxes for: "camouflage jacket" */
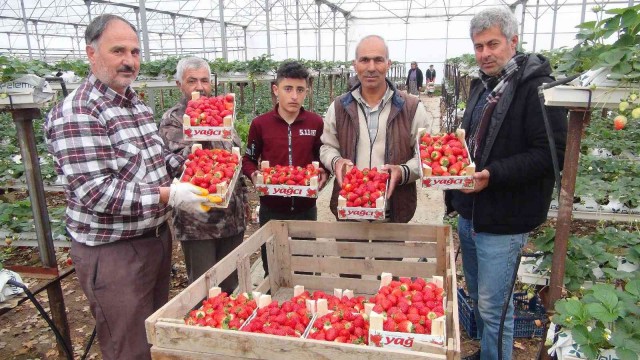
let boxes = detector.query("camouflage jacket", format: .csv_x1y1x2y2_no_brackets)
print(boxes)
159,100,248,241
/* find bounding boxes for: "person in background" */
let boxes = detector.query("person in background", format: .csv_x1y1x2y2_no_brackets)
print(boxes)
446,7,567,360
426,64,436,83
405,61,424,96
159,57,248,291
242,61,327,276
44,15,209,360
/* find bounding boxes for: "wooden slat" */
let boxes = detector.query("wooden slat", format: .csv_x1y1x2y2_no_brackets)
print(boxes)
152,346,249,360
289,240,438,258
266,238,281,294
448,243,461,355
291,274,381,295
153,322,441,359
290,257,437,278
435,226,447,277
146,222,275,345
272,221,293,288
236,255,251,294
255,277,270,294
286,221,444,242
411,340,447,356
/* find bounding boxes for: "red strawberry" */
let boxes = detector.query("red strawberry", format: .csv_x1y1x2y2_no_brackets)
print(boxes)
325,328,338,341
397,320,414,333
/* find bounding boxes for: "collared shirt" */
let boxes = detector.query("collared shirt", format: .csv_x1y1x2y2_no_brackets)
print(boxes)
352,85,394,145
159,100,248,241
45,74,183,245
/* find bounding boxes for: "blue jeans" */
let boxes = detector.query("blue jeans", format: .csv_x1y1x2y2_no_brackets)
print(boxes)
458,216,527,360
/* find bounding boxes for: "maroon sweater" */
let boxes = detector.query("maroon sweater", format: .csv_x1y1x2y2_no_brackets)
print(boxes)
242,105,324,213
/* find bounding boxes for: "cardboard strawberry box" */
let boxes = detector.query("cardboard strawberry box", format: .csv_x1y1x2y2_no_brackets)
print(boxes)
179,144,241,209
336,166,389,221
254,161,320,198
182,92,236,142
417,128,476,190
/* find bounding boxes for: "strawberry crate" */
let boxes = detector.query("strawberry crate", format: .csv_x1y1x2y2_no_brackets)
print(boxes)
182,92,236,142
178,144,242,209
457,288,545,339
146,221,460,359
254,161,320,198
417,128,476,190
336,166,389,221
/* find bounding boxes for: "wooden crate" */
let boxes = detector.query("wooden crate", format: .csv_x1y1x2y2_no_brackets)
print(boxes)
146,221,461,359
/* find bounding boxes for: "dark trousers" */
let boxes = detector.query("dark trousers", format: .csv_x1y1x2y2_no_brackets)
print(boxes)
181,231,245,293
70,224,172,360
259,205,317,275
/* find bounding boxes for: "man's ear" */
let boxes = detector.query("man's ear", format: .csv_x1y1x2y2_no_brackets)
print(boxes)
510,35,519,51
86,45,96,65
272,83,278,96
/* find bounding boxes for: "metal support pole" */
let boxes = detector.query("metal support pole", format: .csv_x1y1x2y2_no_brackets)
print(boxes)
41,35,47,62
172,15,178,56
243,26,248,61
542,109,589,359
219,0,228,60
332,10,336,62
344,16,348,61
550,0,558,49
85,0,92,22
159,34,164,55
296,0,301,59
444,18,450,63
138,0,155,109
519,0,527,52
200,19,206,59
265,0,271,56
12,108,72,356
580,0,587,24
317,3,321,61
33,22,43,61
19,0,33,60
74,25,81,58
532,0,539,52
179,35,183,54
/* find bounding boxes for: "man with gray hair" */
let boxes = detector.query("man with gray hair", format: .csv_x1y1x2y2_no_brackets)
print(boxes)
159,57,248,289
45,15,211,360
445,7,567,360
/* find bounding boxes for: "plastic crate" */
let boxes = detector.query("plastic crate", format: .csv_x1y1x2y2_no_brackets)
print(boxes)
457,288,545,339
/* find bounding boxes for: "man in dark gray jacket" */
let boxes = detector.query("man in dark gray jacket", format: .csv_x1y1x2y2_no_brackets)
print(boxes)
446,8,567,360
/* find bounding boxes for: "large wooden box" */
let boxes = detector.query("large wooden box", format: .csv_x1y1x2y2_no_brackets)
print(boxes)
146,221,461,359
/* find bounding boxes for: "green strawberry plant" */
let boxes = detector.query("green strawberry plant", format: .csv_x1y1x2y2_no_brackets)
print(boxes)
556,5,640,82
530,227,640,292
553,281,640,360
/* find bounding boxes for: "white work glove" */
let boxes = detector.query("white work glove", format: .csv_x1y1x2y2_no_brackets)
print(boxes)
168,181,210,213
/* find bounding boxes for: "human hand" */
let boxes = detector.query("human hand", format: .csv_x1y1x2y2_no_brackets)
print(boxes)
460,169,490,194
334,158,353,187
381,164,402,199
168,181,211,213
317,167,328,190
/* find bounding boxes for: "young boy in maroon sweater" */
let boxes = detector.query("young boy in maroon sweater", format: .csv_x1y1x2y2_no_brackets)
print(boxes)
242,61,328,275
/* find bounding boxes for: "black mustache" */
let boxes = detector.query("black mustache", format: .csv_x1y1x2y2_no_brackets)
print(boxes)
118,65,135,72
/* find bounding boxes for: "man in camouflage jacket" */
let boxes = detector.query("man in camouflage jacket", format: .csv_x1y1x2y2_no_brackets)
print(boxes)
159,57,248,292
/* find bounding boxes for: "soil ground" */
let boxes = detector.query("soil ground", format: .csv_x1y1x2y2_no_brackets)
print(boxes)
0,94,617,359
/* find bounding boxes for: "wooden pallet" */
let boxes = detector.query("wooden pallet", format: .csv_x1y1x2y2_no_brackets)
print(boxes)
146,221,460,359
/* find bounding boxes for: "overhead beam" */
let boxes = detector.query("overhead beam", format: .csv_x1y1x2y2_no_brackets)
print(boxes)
315,0,351,18
89,0,245,28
